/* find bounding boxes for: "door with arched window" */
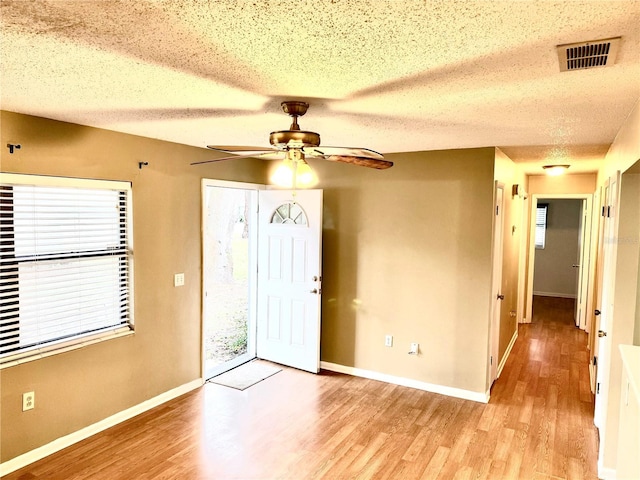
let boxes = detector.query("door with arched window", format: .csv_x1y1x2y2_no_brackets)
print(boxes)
256,189,323,373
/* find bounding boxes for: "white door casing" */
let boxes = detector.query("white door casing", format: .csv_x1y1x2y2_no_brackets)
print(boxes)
575,199,592,330
256,189,323,373
489,183,505,385
201,179,263,380
525,193,594,328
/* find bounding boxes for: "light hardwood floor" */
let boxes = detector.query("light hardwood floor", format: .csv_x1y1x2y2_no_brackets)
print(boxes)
6,296,598,479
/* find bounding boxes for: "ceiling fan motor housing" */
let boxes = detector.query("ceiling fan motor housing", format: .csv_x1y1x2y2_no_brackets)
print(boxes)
269,130,321,148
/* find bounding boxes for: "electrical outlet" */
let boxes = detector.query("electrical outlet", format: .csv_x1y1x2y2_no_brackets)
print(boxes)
23,391,35,411
174,273,185,287
385,335,393,347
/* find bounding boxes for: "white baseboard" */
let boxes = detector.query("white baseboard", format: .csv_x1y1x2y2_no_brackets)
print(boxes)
497,330,518,379
598,460,616,479
0,378,203,477
320,361,489,404
533,291,577,299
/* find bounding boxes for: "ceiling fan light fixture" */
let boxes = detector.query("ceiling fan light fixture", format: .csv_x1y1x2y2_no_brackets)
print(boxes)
296,160,317,187
542,164,570,176
271,152,318,189
271,156,295,187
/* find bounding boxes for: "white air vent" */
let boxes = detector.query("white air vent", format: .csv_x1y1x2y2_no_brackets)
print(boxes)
557,37,621,72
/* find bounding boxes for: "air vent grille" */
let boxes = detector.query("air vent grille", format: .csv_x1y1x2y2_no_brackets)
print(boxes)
557,37,621,72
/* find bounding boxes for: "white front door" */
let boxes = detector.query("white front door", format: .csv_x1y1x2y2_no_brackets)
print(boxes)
256,189,323,373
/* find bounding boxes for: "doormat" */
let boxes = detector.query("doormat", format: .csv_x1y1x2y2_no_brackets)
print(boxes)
208,360,282,391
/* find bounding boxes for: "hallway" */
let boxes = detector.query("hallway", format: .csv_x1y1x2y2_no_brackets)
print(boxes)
4,297,599,479
487,295,599,478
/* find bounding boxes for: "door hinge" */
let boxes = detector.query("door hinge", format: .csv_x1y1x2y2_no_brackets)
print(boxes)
607,206,611,217
596,382,600,394
496,206,499,216
490,356,493,365
601,206,605,217
593,356,597,366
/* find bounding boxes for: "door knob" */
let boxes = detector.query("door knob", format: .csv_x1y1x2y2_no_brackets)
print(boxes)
310,288,321,294
595,309,601,316
497,294,505,300
572,264,580,268
598,330,607,337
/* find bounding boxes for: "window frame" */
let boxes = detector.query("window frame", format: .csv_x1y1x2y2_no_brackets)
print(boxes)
535,203,549,249
0,173,134,368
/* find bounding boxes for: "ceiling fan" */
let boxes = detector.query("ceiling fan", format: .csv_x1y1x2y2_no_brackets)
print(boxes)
191,101,393,187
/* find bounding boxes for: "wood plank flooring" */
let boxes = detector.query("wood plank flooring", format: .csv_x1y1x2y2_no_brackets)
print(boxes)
5,296,598,479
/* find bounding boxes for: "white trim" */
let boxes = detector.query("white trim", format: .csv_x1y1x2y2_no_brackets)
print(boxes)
532,291,577,299
201,178,265,190
526,193,594,329
597,461,617,479
320,361,489,403
200,178,265,380
497,330,518,378
0,172,131,191
0,378,203,477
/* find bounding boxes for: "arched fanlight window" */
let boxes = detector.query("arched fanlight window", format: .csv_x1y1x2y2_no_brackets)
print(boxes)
270,202,308,225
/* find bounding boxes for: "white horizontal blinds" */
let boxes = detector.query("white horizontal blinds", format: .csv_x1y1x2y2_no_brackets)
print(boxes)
535,204,548,249
0,176,132,360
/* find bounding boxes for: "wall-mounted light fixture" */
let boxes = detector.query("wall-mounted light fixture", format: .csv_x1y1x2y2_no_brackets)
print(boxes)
542,164,570,176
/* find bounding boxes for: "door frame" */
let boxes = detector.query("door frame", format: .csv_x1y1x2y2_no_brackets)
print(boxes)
524,193,595,329
488,182,505,386
201,179,265,379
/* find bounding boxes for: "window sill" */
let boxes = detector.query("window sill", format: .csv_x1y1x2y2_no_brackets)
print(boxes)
0,328,135,369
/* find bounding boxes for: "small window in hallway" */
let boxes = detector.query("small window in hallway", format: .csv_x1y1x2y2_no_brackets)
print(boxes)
535,203,548,249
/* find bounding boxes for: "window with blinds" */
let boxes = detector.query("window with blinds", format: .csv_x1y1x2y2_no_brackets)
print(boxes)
535,203,548,249
0,174,133,367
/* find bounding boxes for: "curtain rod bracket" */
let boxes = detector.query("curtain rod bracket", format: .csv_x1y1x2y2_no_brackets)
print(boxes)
7,143,21,154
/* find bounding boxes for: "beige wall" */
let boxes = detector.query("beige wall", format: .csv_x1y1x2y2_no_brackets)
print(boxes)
0,112,514,462
312,148,496,395
0,111,268,461
528,173,597,195
600,99,640,182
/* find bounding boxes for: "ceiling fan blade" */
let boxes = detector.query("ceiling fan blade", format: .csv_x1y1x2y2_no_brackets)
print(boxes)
207,145,280,153
191,151,284,165
323,155,393,170
305,146,384,160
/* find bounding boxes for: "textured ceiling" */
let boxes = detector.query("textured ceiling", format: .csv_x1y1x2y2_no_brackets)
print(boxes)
1,0,639,174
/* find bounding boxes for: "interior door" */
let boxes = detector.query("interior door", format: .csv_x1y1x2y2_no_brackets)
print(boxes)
489,183,505,385
594,172,620,428
256,189,323,373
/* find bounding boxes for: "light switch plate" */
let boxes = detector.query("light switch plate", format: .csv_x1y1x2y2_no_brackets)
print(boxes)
174,273,185,287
